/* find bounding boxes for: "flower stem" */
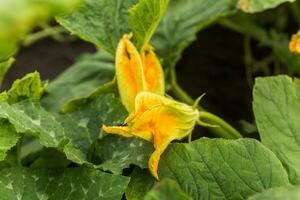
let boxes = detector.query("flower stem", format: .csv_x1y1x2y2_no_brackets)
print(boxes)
199,111,242,139
169,68,242,139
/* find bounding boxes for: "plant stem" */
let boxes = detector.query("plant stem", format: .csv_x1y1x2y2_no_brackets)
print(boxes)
16,137,23,166
169,68,242,139
243,35,254,88
23,26,68,46
289,1,300,27
199,111,242,139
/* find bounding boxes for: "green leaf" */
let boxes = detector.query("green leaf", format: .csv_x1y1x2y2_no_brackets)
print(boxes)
0,72,45,161
6,72,46,104
249,186,300,200
237,0,296,13
0,0,82,60
95,135,153,174
144,179,192,200
0,93,127,165
60,80,117,113
0,167,130,200
65,93,128,140
0,58,14,89
0,119,20,161
29,148,70,168
151,0,237,68
57,0,138,54
126,168,156,200
253,75,300,184
158,138,289,199
42,51,115,112
129,0,169,50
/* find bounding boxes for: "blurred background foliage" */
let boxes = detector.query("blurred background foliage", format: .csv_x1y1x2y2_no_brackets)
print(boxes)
0,0,299,136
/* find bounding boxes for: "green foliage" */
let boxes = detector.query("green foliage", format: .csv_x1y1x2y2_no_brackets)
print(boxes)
95,135,153,174
57,0,138,54
253,76,300,184
158,138,289,199
0,120,20,161
144,179,192,200
0,58,14,89
42,51,115,112
0,167,129,200
129,0,169,50
237,0,296,13
126,168,156,200
221,13,300,74
0,0,82,60
1,0,300,199
6,72,46,104
151,0,237,68
249,186,300,200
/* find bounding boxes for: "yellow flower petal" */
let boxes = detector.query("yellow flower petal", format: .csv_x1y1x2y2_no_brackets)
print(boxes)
103,92,199,179
102,125,132,138
115,34,147,112
141,45,165,95
149,136,173,179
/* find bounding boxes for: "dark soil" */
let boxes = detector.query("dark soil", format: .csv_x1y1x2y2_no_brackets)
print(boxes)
2,38,96,89
177,25,253,127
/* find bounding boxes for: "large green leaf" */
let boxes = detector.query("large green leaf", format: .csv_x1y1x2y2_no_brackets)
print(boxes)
253,76,300,184
57,0,138,54
0,71,46,161
0,167,130,200
126,168,156,200
65,94,127,140
151,0,237,68
158,138,289,200
237,0,296,13
95,135,152,174
0,93,127,165
144,179,192,200
248,186,300,200
42,51,115,112
0,0,82,60
129,0,169,50
0,58,14,89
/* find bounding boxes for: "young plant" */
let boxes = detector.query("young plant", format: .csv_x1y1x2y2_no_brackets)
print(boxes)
0,0,300,199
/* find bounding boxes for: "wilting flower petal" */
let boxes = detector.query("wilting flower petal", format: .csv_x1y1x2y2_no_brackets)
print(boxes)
141,45,165,95
115,34,165,112
103,92,199,179
115,34,147,112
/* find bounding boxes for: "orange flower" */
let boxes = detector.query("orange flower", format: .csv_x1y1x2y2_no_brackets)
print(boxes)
103,34,199,179
289,31,300,54
103,92,199,179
